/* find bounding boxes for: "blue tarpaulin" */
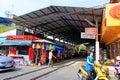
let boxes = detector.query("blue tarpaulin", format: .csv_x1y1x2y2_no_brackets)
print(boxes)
0,18,10,23
54,45,64,51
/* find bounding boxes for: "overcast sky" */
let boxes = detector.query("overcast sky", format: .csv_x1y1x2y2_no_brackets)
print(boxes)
0,0,110,17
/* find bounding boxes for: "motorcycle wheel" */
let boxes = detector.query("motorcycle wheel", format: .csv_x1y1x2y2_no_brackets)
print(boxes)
77,72,83,79
77,72,87,80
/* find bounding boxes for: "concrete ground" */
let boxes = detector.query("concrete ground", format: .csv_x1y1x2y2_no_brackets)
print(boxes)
0,59,118,80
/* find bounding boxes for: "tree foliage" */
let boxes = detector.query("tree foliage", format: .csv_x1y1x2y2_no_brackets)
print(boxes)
0,25,19,33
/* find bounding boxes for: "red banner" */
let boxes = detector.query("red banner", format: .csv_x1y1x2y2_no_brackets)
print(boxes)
6,35,41,40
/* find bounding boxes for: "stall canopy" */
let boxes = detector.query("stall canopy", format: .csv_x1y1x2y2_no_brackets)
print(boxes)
33,39,54,44
0,38,32,46
54,45,64,51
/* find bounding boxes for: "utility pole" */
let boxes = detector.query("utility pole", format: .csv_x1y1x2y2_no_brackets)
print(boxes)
84,18,100,61
95,19,99,61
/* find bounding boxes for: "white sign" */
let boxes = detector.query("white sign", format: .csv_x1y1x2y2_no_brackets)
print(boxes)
81,32,95,39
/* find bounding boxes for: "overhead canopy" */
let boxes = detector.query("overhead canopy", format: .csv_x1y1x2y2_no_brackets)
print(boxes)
0,38,32,46
33,39,54,44
12,6,103,44
54,45,64,51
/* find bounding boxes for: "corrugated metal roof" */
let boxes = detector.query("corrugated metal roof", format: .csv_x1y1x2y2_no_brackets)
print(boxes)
11,6,103,44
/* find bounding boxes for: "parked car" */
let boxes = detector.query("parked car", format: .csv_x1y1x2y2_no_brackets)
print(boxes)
0,54,15,71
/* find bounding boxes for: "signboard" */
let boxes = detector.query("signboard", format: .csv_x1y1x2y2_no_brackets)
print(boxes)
106,3,120,26
81,32,95,39
7,35,41,40
85,28,97,34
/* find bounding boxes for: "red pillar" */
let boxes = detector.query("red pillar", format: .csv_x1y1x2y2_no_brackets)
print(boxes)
29,48,34,61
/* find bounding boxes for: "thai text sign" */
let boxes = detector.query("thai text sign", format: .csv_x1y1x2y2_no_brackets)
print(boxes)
7,35,41,40
81,32,95,39
85,28,97,35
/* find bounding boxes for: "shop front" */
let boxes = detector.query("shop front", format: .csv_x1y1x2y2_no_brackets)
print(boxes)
101,3,120,60
32,39,64,65
0,35,41,65
0,35,65,65
32,40,53,65
32,42,47,65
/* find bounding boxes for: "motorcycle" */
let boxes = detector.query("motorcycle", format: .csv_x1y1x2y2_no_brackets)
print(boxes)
77,65,88,80
94,61,110,80
77,61,110,80
114,60,120,79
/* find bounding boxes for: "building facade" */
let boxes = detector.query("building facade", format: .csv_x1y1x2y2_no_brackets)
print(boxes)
101,1,120,59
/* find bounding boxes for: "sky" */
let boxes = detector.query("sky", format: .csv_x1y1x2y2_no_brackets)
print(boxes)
0,0,110,17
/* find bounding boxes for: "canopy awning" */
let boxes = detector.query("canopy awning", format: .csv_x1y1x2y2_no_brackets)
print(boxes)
54,45,64,51
33,39,54,44
101,27,120,44
0,38,32,46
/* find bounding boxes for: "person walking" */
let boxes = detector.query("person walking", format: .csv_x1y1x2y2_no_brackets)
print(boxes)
48,49,56,67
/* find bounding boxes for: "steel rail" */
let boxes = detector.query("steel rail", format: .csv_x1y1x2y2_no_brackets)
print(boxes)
3,58,77,80
30,61,76,80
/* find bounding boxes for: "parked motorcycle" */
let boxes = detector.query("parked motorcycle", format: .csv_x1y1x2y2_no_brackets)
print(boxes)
94,61,110,80
77,61,110,80
114,60,120,79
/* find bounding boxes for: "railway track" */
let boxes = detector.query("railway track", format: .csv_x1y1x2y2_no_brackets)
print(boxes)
30,61,76,80
3,59,79,80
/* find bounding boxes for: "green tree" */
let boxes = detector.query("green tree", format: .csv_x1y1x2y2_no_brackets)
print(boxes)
0,25,19,33
79,44,86,50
